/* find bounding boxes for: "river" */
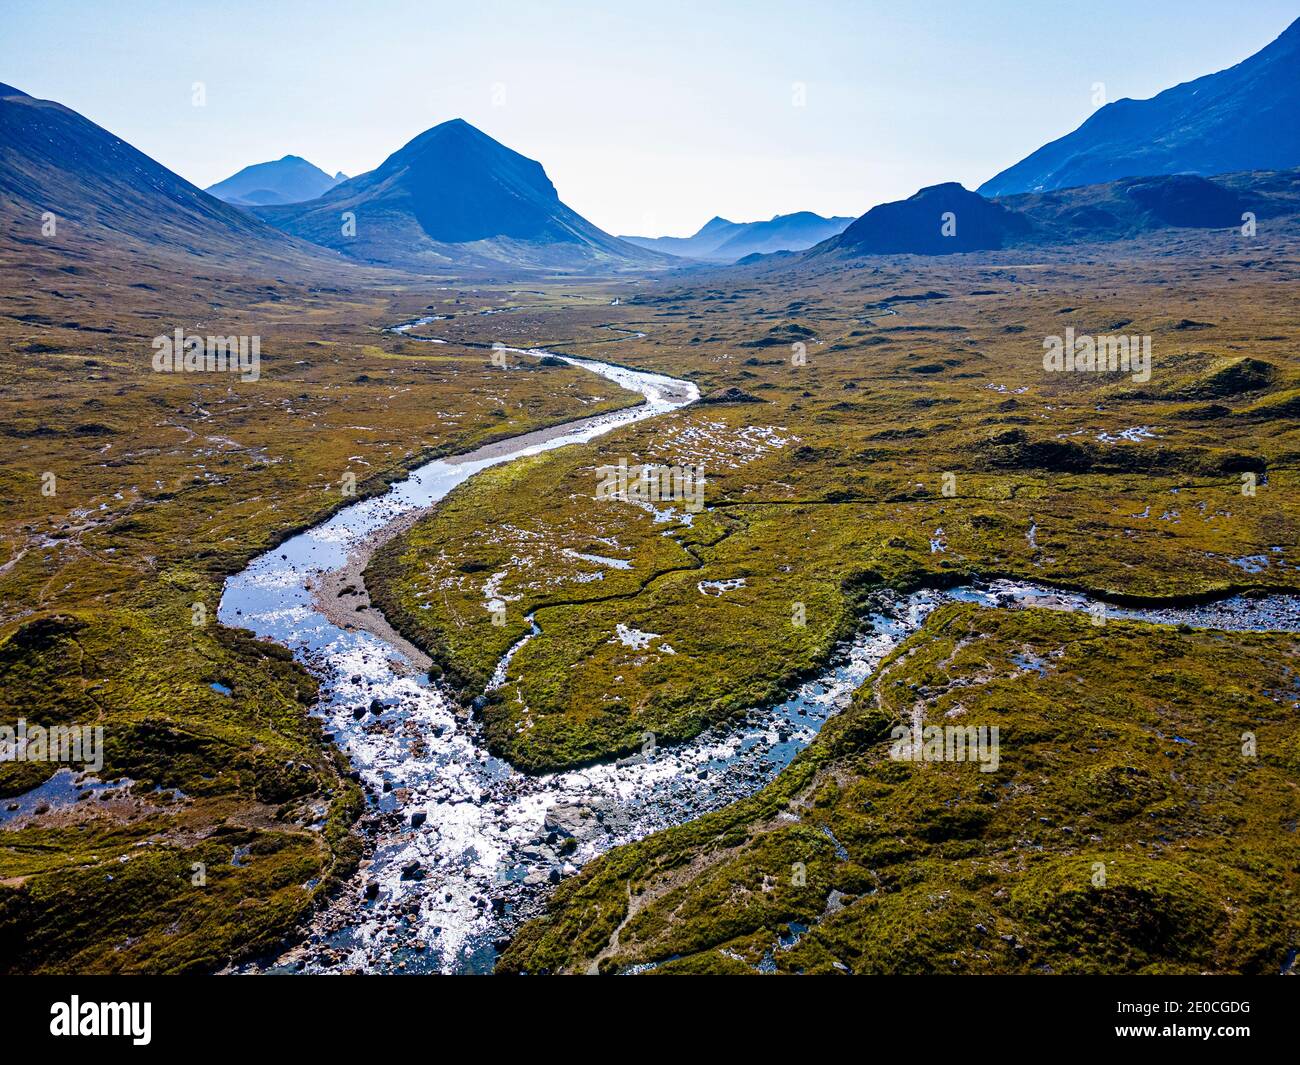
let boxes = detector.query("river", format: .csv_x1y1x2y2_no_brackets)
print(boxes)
218,321,1300,974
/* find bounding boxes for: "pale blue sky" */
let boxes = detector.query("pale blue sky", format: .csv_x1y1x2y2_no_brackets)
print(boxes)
4,1,1296,235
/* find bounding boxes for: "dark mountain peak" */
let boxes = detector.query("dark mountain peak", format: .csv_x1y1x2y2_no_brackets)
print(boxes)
369,118,559,210
253,120,663,272
883,182,994,214
342,119,563,243
0,83,30,98
698,215,736,234
383,118,501,163
820,183,1031,256
891,182,981,209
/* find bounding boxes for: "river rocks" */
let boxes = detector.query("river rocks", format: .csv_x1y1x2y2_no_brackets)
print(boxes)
543,802,598,840
410,809,427,828
699,385,766,404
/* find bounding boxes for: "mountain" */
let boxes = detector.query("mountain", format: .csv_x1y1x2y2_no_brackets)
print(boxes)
207,155,346,206
804,169,1300,261
254,119,669,273
712,212,854,258
1000,173,1251,240
0,82,323,265
624,211,852,260
622,216,743,258
814,183,1032,256
980,17,1300,196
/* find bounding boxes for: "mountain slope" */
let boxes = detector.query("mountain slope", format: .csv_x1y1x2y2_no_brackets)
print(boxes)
255,119,669,273
624,211,852,260
207,155,346,206
1000,173,1253,240
803,169,1300,262
813,183,1033,257
0,82,324,265
979,17,1300,196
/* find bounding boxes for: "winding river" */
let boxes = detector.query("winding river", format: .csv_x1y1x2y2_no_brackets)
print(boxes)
218,320,1300,974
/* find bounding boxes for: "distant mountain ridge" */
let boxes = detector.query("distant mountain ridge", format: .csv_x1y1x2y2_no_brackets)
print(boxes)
207,156,346,206
980,16,1300,196
623,211,852,260
621,216,740,258
254,119,668,274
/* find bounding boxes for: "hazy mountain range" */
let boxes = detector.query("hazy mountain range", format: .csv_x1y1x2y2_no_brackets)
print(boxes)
207,156,347,206
622,212,854,261
2,16,1297,276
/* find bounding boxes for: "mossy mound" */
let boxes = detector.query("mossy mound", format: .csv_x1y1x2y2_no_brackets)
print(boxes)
1179,356,1277,398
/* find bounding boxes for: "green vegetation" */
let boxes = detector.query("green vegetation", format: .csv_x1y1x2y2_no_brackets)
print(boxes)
366,234,1300,771
501,604,1300,974
0,254,640,972
5,218,1299,974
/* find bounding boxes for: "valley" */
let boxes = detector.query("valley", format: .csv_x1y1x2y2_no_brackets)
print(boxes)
7,220,1297,974
2,10,1299,987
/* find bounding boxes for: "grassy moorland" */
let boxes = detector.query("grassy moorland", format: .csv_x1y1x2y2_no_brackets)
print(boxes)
3,212,1298,976
500,604,1300,974
0,232,640,972
366,225,1300,774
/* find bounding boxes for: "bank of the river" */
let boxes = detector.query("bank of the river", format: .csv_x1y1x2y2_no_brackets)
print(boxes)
220,325,1300,974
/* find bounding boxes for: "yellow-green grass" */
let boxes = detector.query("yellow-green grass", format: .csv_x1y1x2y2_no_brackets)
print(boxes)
0,243,642,972
366,229,1300,771
501,604,1300,974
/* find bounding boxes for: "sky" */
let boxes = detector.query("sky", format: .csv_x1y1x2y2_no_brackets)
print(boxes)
3,1,1296,236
